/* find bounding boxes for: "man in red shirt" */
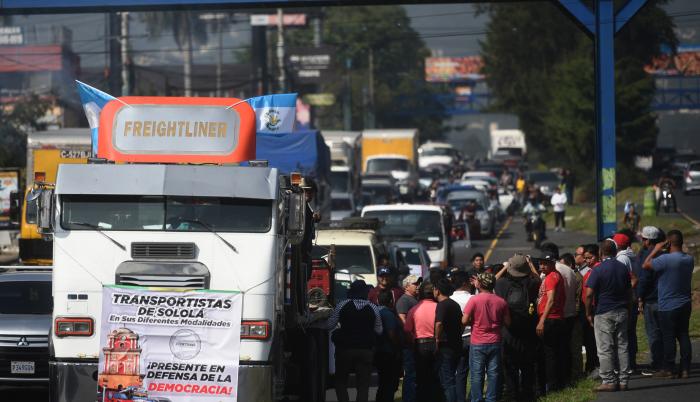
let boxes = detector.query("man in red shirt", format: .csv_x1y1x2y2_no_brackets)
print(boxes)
404,282,440,401
369,267,404,306
536,250,567,393
462,272,511,402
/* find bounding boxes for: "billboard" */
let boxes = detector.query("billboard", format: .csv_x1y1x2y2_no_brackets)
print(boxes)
98,286,242,402
645,46,700,77
425,56,485,83
287,47,335,85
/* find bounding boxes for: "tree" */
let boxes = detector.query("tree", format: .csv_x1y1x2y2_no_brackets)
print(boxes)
0,95,51,167
287,6,446,138
480,0,677,182
141,11,209,96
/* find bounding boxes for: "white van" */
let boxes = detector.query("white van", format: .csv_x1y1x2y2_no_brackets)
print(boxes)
312,228,383,286
361,204,449,269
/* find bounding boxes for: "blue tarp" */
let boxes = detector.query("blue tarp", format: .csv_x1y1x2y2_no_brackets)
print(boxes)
256,130,330,182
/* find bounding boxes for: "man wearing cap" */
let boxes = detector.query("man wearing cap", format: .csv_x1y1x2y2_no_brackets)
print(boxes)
535,249,567,393
396,275,421,402
434,278,463,402
613,232,640,373
463,272,510,402
495,254,540,401
328,280,383,402
541,242,579,386
585,239,632,392
369,266,404,306
404,282,440,402
635,226,664,375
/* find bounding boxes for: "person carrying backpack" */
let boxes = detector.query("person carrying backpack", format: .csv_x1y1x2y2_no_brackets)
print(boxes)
495,254,541,401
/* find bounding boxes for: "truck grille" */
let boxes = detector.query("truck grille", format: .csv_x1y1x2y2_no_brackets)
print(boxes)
117,274,207,289
0,335,48,348
131,242,196,260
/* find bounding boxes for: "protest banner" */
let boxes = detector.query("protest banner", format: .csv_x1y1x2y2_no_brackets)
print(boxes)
98,286,242,402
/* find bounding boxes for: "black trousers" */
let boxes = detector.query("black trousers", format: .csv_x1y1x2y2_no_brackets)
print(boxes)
539,319,567,393
375,351,402,402
580,309,599,372
415,341,442,402
561,316,576,386
554,211,565,228
502,328,537,401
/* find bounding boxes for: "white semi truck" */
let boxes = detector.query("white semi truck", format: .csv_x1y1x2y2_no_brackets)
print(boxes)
36,96,331,402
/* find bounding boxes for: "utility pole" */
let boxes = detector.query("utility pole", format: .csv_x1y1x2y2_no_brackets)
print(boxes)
343,58,352,130
107,12,121,95
216,17,223,97
276,8,285,92
120,12,130,96
367,48,375,129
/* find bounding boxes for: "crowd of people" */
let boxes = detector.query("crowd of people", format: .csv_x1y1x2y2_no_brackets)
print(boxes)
327,226,694,402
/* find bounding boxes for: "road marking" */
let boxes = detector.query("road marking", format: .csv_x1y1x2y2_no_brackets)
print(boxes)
678,207,700,227
484,216,513,263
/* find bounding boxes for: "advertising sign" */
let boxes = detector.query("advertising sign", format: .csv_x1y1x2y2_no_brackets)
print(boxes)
0,26,23,45
425,56,485,83
287,47,335,85
98,97,256,164
645,45,700,77
250,13,306,26
0,170,19,228
98,286,242,402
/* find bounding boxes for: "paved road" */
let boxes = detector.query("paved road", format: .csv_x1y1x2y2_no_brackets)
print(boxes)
596,340,700,402
676,191,700,224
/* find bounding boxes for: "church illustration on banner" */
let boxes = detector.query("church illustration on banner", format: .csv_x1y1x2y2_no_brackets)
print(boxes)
98,327,144,395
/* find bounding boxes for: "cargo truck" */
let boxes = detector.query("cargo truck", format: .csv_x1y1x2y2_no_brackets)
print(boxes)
35,96,330,402
361,129,419,198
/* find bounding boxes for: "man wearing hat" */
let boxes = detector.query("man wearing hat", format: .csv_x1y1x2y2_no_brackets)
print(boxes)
328,280,383,402
463,272,510,402
495,254,541,401
395,275,422,402
535,249,567,394
613,232,640,373
635,226,664,375
369,266,404,306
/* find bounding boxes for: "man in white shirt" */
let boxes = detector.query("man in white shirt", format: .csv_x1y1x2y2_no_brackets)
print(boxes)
550,187,568,232
450,270,473,402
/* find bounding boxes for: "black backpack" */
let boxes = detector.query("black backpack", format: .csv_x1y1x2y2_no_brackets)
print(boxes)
505,277,533,320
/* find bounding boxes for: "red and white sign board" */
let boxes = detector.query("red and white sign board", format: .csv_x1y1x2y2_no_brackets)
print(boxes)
97,97,255,164
250,14,306,26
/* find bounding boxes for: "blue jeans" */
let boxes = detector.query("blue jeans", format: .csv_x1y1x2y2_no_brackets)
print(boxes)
437,346,459,402
402,348,416,402
469,343,501,402
643,302,663,369
659,302,692,373
455,338,470,402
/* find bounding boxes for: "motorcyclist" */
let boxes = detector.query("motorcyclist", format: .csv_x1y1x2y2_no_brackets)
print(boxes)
522,194,546,242
655,172,677,213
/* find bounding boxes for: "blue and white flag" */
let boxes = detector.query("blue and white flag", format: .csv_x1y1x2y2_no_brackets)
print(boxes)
76,80,117,156
247,93,297,134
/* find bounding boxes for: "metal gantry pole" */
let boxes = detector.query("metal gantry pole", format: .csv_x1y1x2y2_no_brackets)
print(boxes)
594,0,617,239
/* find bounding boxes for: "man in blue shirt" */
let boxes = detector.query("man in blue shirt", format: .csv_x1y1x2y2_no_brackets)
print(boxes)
642,229,694,379
584,239,632,392
635,226,664,375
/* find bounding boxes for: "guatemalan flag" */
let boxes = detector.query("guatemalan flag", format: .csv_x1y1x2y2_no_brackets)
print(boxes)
75,80,116,156
246,93,297,134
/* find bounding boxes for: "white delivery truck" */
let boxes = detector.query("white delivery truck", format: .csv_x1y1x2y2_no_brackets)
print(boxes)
37,96,330,402
489,127,526,163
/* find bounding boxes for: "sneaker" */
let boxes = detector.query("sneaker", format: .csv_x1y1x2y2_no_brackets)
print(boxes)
595,383,617,392
625,368,635,375
653,370,674,379
641,369,656,376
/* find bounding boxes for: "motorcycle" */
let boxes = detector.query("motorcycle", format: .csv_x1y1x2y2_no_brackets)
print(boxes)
658,184,676,214
525,210,546,249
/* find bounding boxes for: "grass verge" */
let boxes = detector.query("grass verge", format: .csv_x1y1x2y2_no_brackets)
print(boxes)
544,186,700,238
537,378,596,402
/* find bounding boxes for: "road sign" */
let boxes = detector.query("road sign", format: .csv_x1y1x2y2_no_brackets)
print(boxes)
287,47,335,85
303,94,335,106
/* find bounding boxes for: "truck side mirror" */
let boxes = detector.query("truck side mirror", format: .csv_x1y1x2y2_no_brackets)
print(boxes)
287,190,306,245
36,188,55,236
9,191,21,226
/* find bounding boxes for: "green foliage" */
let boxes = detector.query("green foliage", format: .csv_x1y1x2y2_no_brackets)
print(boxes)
287,6,446,138
0,94,51,167
480,1,677,187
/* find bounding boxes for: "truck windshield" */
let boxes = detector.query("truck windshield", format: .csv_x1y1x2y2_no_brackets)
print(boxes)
0,281,52,314
363,210,444,246
60,195,272,232
366,159,409,173
330,171,350,193
312,245,374,275
421,148,452,157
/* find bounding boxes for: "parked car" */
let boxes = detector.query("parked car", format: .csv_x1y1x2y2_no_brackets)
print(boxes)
684,160,700,195
672,150,699,181
0,268,52,384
